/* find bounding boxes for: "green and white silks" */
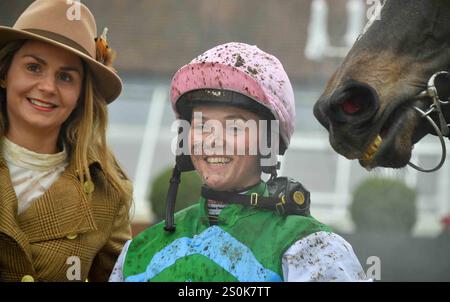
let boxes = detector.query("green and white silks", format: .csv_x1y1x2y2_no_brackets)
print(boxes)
122,182,333,282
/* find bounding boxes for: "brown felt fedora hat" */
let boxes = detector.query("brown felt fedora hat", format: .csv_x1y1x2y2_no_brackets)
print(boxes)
0,0,122,103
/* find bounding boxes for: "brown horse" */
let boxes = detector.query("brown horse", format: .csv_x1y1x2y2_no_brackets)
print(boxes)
314,0,450,172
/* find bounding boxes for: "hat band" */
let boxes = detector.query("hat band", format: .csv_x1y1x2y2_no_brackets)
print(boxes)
23,29,92,58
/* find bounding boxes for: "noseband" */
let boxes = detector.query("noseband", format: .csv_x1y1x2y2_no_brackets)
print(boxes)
410,71,450,172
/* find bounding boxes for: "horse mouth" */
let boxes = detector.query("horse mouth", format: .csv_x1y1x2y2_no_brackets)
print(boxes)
359,101,426,170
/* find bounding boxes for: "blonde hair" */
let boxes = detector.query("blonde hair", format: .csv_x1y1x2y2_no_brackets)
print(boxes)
0,41,133,212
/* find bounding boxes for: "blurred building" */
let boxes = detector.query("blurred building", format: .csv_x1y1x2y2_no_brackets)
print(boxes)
1,0,358,81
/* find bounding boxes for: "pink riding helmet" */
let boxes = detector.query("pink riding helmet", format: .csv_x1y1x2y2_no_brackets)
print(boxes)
170,42,296,152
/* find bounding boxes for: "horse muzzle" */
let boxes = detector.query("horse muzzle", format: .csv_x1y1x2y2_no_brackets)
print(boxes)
314,81,382,160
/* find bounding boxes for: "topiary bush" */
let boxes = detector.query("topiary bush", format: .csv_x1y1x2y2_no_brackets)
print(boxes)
350,177,417,234
149,167,203,223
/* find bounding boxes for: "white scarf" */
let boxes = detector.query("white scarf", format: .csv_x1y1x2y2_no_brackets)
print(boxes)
2,138,69,215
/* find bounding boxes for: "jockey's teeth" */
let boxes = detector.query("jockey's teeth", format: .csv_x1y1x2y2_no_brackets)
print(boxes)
206,157,232,164
362,135,382,162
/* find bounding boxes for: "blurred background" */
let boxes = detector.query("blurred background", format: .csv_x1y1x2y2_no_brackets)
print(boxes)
2,0,449,281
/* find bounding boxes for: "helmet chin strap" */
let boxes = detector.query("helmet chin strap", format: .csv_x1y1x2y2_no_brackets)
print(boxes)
409,71,450,173
163,163,280,233
164,166,181,233
200,176,311,217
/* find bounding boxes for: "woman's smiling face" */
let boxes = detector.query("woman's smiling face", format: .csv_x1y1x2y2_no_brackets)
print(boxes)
5,40,84,134
190,104,262,191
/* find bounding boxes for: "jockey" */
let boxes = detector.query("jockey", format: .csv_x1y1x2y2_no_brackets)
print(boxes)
110,42,368,282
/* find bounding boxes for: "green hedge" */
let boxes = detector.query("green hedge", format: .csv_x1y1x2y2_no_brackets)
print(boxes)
149,167,202,222
350,177,417,234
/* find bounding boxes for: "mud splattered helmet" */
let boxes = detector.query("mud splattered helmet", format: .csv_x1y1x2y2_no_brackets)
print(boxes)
164,43,297,232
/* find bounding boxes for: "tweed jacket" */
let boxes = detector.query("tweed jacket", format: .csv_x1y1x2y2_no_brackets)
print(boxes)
0,153,132,282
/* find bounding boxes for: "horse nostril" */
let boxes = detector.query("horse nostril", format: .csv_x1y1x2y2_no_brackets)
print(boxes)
341,97,363,115
328,82,379,124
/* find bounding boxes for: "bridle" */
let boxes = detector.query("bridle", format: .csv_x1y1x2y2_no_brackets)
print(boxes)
410,71,450,172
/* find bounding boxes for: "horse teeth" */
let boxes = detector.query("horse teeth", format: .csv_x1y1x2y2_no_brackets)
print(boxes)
374,135,382,146
362,135,383,162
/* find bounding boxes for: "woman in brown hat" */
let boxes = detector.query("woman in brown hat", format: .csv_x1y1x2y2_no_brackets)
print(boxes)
0,0,132,281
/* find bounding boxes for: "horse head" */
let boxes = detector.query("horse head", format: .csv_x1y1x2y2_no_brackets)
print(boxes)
314,0,450,170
